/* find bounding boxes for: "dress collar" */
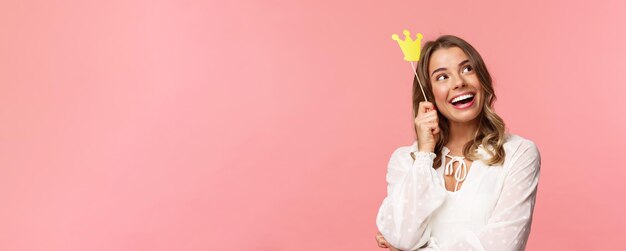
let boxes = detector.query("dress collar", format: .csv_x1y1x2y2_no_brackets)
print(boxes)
411,140,492,159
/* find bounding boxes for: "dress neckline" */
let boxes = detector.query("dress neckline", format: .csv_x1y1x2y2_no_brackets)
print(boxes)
440,146,476,194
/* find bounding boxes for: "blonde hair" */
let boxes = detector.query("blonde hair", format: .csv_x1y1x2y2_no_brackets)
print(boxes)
412,35,507,168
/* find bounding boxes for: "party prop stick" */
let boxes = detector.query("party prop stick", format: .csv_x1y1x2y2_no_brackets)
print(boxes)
392,30,427,102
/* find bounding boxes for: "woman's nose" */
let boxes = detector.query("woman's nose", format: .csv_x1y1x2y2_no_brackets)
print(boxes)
452,75,467,89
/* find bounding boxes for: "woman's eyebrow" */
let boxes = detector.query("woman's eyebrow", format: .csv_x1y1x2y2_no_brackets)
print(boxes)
431,67,446,77
430,59,471,77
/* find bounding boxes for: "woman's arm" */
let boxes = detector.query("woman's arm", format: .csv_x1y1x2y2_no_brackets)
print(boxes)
421,139,541,251
376,146,447,250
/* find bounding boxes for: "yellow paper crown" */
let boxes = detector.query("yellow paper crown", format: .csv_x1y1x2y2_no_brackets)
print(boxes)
392,30,423,61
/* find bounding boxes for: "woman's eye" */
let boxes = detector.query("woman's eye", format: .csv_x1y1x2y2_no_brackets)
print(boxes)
462,65,473,73
436,74,448,81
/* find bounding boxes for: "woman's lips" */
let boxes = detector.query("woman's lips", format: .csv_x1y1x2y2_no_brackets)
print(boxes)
451,98,475,109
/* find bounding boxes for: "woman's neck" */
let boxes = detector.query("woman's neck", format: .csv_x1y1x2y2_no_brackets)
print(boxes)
446,118,479,154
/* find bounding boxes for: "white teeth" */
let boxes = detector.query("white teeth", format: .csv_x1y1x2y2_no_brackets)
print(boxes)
451,94,474,104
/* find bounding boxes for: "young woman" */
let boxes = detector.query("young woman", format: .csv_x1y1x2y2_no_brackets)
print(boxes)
374,35,541,250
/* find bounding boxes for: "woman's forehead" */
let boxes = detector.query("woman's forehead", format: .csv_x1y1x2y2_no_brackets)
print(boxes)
428,47,470,70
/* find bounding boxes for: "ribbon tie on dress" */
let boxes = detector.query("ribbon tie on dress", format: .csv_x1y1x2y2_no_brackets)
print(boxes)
444,155,467,192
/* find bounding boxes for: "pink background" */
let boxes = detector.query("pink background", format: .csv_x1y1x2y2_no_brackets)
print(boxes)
1,0,625,250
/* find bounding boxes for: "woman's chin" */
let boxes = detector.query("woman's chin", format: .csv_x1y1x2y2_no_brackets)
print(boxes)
444,107,481,123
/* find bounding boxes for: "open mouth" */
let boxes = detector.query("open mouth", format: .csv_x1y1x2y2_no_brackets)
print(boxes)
449,93,476,107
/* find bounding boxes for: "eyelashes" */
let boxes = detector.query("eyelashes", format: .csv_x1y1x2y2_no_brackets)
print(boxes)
462,65,473,73
434,65,473,82
436,74,448,81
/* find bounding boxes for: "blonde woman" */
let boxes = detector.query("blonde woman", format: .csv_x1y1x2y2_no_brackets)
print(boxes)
374,35,541,250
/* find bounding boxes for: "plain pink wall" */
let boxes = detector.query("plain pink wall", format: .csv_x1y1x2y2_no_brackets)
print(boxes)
1,0,625,250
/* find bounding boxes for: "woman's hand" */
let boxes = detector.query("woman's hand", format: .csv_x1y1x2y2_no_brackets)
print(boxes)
414,101,440,153
375,231,401,251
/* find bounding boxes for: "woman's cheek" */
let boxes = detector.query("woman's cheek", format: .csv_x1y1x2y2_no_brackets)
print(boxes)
433,89,448,107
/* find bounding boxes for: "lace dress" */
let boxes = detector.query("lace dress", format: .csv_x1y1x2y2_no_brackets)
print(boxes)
375,134,541,250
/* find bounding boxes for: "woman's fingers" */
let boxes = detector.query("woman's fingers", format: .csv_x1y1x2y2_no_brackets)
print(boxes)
423,117,438,127
375,233,388,248
416,102,439,152
418,101,436,115
417,110,438,120
416,111,438,125
379,239,389,248
375,233,403,251
432,125,440,134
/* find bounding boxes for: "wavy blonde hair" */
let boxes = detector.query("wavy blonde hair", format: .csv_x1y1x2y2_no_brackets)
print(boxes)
412,35,507,168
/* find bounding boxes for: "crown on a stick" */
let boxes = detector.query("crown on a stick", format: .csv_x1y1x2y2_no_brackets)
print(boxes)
392,30,423,61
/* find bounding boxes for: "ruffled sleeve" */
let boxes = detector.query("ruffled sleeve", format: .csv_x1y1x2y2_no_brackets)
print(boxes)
376,144,448,250
421,139,541,251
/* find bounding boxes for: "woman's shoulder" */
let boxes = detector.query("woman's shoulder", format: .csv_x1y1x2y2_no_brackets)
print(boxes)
503,133,540,155
501,133,541,174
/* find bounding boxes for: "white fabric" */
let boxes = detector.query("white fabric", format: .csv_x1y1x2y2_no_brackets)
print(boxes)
443,154,468,192
376,133,541,251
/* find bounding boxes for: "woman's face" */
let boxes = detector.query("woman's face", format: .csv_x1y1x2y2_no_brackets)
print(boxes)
428,46,483,124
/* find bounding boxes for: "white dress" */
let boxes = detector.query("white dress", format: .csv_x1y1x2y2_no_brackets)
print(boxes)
376,133,541,251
